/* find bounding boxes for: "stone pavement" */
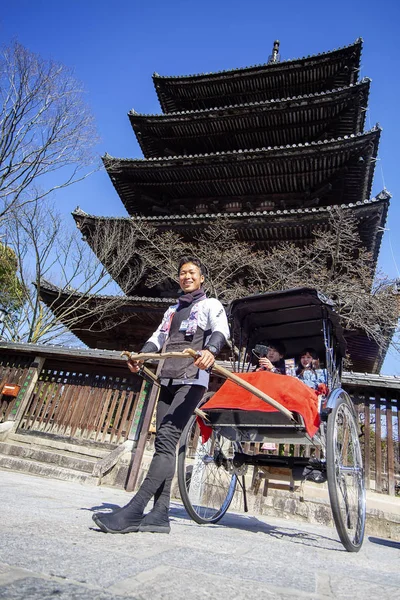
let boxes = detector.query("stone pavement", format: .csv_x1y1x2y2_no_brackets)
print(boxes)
0,470,399,600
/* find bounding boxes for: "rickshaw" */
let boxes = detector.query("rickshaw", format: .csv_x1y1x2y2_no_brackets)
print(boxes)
128,288,366,552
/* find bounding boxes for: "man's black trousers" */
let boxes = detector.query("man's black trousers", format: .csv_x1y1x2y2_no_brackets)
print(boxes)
135,383,206,512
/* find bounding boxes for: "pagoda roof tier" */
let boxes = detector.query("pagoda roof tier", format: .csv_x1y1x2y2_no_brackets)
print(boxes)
72,191,390,295
343,331,388,375
103,128,380,215
38,280,386,374
153,39,362,113
130,80,370,158
38,279,176,351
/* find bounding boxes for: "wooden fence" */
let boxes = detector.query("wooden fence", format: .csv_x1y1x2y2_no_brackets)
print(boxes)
1,346,399,495
0,345,143,448
0,353,32,423
18,363,141,445
350,387,400,496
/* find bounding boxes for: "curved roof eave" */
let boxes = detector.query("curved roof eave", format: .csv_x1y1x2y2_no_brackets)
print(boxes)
152,39,363,113
152,38,362,82
103,126,381,166
129,79,370,122
72,190,391,226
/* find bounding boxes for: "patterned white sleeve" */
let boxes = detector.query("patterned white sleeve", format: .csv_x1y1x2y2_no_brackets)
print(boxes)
206,298,230,341
145,307,172,350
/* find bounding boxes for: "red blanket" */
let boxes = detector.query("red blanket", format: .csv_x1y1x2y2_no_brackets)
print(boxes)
202,371,321,437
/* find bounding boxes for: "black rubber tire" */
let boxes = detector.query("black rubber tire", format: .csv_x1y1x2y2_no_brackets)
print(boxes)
177,394,237,524
326,391,366,552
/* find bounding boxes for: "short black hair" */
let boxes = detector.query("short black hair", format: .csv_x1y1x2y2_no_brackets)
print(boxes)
268,340,286,357
177,256,206,276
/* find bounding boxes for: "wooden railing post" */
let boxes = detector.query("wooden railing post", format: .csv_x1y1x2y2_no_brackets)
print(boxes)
125,364,162,492
9,356,46,432
398,397,400,481
127,379,151,443
375,394,382,493
125,384,160,492
386,398,395,496
363,394,371,490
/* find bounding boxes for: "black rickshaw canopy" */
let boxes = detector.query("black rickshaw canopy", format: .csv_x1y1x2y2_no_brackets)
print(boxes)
228,287,346,363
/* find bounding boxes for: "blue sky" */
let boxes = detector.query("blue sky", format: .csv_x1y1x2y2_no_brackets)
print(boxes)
1,0,399,372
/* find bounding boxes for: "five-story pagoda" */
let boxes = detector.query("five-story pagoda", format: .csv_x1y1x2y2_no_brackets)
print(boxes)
40,38,390,373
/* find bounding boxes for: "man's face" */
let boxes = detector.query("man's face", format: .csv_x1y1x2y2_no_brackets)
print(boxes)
179,262,204,293
267,347,283,363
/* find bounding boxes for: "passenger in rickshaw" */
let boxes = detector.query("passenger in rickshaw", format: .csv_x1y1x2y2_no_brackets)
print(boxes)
296,348,327,391
255,340,286,374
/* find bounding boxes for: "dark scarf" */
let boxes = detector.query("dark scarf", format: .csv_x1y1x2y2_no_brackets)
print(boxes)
177,288,207,308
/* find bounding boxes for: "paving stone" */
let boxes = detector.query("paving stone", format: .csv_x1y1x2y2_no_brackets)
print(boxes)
0,576,131,600
0,470,399,600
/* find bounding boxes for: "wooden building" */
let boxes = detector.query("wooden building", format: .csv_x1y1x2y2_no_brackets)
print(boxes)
39,39,390,372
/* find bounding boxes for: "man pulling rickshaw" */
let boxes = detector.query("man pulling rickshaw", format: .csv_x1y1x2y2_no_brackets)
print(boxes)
92,257,366,552
92,256,229,534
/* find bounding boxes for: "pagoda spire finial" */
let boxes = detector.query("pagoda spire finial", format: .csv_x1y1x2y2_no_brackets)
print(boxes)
268,40,280,64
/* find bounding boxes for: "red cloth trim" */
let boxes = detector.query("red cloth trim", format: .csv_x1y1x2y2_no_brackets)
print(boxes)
202,371,321,437
196,416,213,444
317,382,329,396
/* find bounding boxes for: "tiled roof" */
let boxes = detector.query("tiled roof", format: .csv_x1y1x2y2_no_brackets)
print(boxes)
105,126,379,164
72,191,390,224
38,281,177,351
153,39,363,113
72,191,390,296
130,81,370,159
0,341,127,364
342,372,400,389
103,128,381,215
153,39,362,81
130,80,370,119
38,279,177,305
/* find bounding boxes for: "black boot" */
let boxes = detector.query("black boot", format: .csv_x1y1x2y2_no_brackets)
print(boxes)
92,499,144,534
139,507,170,534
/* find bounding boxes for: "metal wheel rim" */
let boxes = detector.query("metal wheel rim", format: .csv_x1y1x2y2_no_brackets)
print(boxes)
181,418,237,522
331,401,366,547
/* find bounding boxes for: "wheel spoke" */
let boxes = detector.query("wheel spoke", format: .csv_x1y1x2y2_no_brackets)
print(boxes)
327,395,366,551
178,413,237,524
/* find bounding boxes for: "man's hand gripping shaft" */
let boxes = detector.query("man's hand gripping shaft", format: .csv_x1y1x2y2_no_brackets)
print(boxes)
121,348,215,373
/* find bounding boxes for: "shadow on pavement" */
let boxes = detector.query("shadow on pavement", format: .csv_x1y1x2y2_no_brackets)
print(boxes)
82,503,121,513
83,503,343,549
368,536,400,550
169,504,342,550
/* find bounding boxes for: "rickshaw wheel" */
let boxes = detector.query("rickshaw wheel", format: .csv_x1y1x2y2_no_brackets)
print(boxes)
326,391,366,552
177,393,237,524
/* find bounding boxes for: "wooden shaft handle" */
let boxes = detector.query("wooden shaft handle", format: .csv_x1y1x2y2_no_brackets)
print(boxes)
120,349,293,421
121,350,197,361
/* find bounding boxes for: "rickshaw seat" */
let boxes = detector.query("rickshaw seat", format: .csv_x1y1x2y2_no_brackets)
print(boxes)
202,370,321,437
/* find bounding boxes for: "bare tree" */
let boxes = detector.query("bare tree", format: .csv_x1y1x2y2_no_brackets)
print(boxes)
6,202,396,352
0,42,98,218
116,217,262,301
114,209,398,353
2,199,144,344
252,207,399,352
